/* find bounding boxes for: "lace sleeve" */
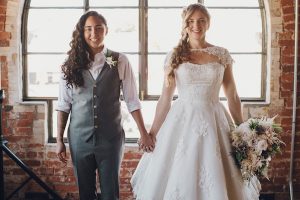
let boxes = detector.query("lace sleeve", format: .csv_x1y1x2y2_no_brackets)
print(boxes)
220,48,234,67
201,46,234,68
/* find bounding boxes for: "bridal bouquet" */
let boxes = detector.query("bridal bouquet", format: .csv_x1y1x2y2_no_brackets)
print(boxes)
230,116,284,181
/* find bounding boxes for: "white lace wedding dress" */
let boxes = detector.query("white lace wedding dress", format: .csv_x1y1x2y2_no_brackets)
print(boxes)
131,46,261,200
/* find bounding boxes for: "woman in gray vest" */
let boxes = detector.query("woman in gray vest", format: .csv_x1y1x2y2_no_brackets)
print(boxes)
56,11,155,200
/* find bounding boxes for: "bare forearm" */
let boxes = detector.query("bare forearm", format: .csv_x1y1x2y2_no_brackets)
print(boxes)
228,95,243,125
150,97,171,136
131,109,147,136
57,111,69,142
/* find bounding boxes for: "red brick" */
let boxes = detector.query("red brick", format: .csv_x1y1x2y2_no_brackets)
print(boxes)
27,143,44,148
19,112,35,120
26,151,37,158
284,23,295,30
16,119,33,127
14,127,32,135
279,90,291,98
0,15,6,22
25,160,41,167
0,6,6,14
0,31,10,39
278,31,294,41
123,151,142,160
0,1,7,6
35,167,54,176
283,13,295,23
282,6,295,15
279,39,295,47
11,168,26,175
280,108,293,116
281,0,294,7
280,81,294,91
54,184,78,192
280,73,294,83
282,46,295,55
281,55,295,65
121,160,139,168
47,151,58,159
43,160,63,168
281,117,292,126
0,38,8,46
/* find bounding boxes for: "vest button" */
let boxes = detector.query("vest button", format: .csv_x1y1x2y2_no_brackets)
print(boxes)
93,84,97,88
94,95,97,98
94,105,97,108
94,115,98,119
94,125,98,129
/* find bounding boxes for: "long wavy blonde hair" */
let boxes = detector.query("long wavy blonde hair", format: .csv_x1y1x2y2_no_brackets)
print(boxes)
166,3,210,86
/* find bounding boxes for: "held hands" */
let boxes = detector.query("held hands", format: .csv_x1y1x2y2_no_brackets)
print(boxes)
138,132,156,153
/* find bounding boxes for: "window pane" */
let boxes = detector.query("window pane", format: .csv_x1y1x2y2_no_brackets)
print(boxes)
89,0,138,7
27,9,83,53
122,101,157,139
148,54,166,95
148,9,182,52
219,54,262,98
126,54,139,91
30,0,83,7
94,9,138,52
27,54,65,97
148,0,197,7
206,9,262,52
205,0,260,7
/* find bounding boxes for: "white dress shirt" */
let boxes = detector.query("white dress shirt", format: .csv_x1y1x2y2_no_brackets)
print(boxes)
57,47,141,113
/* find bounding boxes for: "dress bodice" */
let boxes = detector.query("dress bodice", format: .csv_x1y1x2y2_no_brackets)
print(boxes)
171,46,233,104
176,62,225,103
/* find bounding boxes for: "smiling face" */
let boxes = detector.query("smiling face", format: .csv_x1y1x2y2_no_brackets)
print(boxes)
84,15,108,56
186,10,210,43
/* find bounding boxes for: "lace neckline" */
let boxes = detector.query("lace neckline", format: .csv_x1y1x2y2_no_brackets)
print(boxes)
190,46,217,52
186,61,222,67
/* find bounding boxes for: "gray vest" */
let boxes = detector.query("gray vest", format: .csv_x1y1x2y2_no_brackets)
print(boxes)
69,51,122,142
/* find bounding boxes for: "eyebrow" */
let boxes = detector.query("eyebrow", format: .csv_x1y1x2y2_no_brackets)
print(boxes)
189,17,206,20
84,24,104,28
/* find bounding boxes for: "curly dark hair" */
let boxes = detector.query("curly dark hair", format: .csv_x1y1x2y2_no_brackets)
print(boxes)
61,11,107,88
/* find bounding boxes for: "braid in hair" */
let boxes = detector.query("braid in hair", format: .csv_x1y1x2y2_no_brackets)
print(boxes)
166,33,190,86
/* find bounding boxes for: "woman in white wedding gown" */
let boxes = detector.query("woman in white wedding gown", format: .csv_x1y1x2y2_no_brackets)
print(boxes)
131,3,261,200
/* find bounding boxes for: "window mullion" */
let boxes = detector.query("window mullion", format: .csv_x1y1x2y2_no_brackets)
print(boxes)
139,0,148,100
84,0,89,11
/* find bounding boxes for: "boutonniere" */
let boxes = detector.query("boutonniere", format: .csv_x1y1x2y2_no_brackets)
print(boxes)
105,52,118,68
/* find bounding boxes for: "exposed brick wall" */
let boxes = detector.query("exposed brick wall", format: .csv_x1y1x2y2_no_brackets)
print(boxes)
0,0,299,200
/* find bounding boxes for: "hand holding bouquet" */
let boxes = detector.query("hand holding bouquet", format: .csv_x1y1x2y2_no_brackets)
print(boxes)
230,116,284,181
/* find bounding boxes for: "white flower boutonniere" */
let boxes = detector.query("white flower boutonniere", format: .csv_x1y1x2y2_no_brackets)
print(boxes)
105,55,118,68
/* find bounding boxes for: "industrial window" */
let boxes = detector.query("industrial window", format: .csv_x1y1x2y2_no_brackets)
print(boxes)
22,0,267,142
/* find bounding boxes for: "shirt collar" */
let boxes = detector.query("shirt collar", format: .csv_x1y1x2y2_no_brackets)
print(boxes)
94,46,107,63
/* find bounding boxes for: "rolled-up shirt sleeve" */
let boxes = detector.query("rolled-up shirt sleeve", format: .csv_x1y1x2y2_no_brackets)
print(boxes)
118,53,141,113
56,73,72,113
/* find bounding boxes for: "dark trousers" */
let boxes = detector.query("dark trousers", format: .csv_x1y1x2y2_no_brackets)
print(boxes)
70,132,125,200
